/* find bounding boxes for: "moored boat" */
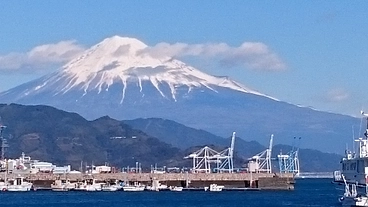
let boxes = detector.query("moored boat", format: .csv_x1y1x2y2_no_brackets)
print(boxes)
169,186,183,192
7,176,33,192
335,112,368,186
123,182,145,192
51,178,75,191
339,175,368,207
0,181,8,191
101,181,121,192
74,178,102,191
209,184,224,192
204,184,224,192
146,180,168,191
101,185,118,191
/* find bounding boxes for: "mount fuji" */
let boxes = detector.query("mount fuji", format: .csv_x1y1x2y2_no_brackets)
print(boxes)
0,36,359,153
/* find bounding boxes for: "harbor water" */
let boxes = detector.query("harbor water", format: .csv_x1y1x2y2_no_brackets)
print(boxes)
0,178,345,207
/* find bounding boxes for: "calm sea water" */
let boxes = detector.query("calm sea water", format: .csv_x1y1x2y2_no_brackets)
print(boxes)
0,179,345,207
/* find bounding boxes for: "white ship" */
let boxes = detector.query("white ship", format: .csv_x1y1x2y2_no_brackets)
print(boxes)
101,184,119,192
169,186,183,192
334,112,368,186
101,180,122,192
123,182,145,192
339,175,368,207
51,178,76,191
7,176,33,192
146,180,168,191
204,184,224,192
0,181,8,191
74,178,102,191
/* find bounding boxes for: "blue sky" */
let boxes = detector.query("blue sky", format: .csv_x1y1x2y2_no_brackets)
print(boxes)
0,1,367,116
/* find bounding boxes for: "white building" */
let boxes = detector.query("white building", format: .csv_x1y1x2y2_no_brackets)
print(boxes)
87,165,112,174
2,153,73,174
53,165,71,174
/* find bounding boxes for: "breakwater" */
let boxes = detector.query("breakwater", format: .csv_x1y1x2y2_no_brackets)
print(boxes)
0,172,295,190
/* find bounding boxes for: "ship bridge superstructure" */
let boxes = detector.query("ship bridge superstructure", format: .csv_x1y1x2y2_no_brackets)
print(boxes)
335,111,368,186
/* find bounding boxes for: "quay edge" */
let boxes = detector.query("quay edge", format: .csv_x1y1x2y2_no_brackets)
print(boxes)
0,172,295,190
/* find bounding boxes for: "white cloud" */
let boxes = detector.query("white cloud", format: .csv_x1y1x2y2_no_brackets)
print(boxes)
0,40,85,72
139,42,286,71
0,39,286,73
326,88,350,102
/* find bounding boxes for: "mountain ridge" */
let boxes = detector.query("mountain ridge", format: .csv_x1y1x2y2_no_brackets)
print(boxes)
124,117,342,172
0,103,341,172
0,103,185,168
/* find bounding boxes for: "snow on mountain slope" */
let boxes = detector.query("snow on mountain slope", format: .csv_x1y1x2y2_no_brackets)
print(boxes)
7,36,274,103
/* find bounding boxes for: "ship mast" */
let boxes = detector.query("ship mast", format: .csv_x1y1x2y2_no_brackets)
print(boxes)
364,111,368,139
357,111,368,158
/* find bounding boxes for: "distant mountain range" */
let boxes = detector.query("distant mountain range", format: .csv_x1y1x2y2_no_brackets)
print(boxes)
0,35,361,154
0,104,341,172
124,117,342,172
0,103,185,168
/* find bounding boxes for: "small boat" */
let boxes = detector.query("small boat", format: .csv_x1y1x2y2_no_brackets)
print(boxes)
74,178,102,191
51,178,75,191
7,176,33,192
146,180,168,191
145,185,159,191
158,184,168,190
169,186,183,192
205,184,224,192
101,185,118,191
123,182,145,192
0,181,8,191
339,175,368,207
113,180,123,191
51,179,68,191
101,182,120,192
123,185,145,192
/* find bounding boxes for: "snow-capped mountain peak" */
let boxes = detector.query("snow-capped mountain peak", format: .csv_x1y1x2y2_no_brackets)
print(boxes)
58,36,268,98
3,35,275,103
63,36,165,79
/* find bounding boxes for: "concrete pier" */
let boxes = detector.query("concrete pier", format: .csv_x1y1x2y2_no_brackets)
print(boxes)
0,172,295,190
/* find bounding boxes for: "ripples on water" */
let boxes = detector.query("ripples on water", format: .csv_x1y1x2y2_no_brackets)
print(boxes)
0,179,344,207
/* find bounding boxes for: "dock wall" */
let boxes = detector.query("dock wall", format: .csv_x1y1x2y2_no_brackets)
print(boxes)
258,177,295,190
0,172,295,190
